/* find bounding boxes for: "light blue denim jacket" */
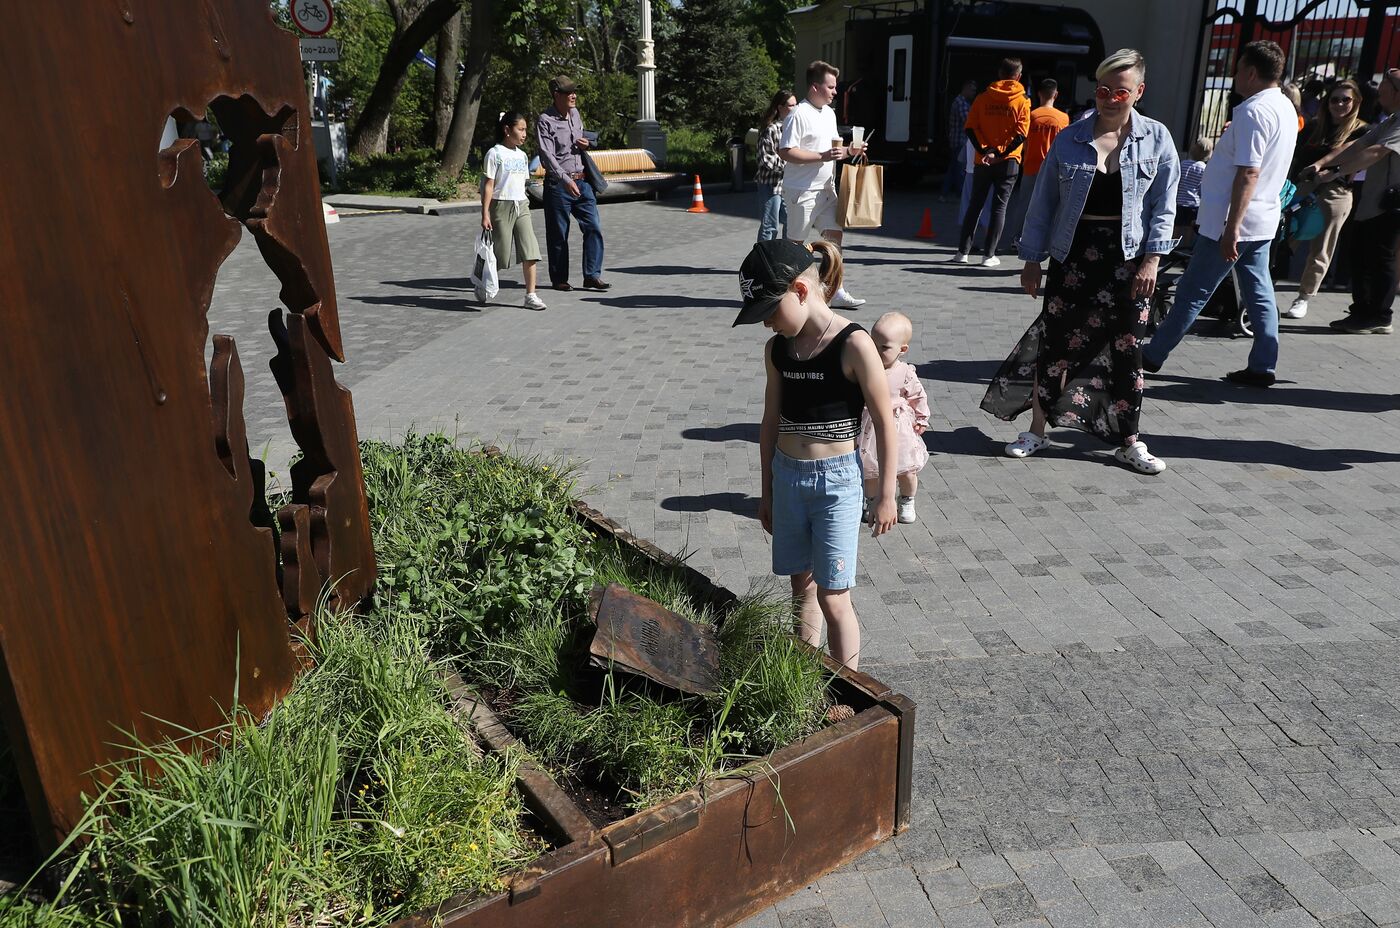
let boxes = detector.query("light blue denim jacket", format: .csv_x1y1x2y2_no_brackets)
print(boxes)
1018,110,1180,265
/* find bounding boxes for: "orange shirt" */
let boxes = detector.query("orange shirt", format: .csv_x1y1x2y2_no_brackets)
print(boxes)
1023,105,1069,175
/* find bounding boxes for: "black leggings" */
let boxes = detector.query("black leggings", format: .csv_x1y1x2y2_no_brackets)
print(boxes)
959,159,1019,257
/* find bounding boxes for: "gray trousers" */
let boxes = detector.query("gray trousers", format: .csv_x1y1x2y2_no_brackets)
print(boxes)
1297,184,1353,298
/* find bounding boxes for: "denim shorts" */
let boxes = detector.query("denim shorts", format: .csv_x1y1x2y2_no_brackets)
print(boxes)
771,449,863,590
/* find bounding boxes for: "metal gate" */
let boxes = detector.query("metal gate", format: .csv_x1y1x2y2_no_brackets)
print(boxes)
1190,0,1399,140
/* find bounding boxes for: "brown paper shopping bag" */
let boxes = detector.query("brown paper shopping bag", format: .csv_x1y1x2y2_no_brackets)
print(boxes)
838,156,884,229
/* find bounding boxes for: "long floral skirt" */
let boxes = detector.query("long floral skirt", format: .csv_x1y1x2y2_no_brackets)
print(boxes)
980,221,1148,446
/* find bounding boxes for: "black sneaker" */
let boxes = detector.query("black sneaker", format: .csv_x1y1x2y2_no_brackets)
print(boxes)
1224,368,1276,387
1332,316,1393,335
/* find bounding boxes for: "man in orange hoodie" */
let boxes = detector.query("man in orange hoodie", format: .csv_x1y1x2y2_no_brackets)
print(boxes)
953,58,1031,267
1004,78,1069,253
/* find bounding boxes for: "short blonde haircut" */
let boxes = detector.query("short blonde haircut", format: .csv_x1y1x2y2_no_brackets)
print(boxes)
1096,49,1146,83
873,311,913,344
1189,136,1214,162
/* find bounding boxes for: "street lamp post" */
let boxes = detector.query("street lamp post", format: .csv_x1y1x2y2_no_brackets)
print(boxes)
627,0,668,163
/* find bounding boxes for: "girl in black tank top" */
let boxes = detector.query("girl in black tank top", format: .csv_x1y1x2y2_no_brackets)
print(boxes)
770,321,868,441
731,238,898,672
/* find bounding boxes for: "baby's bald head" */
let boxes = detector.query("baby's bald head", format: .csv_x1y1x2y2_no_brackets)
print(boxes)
873,311,912,344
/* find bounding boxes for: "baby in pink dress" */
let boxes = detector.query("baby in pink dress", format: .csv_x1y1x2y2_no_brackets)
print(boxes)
858,312,930,524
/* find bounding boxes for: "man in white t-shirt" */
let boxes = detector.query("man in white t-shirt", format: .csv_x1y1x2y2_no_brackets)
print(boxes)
1143,41,1296,387
779,59,867,308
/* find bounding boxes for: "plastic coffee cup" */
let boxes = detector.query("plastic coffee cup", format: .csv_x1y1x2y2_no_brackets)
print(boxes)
832,137,843,149
851,126,865,146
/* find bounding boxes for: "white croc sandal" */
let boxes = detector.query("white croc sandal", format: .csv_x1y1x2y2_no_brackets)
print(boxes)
1115,441,1166,475
1005,432,1047,459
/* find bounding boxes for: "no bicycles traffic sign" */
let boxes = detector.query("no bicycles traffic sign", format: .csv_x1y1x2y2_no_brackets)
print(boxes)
292,0,334,37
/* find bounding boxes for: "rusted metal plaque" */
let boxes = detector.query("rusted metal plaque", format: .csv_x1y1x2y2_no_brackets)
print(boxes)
586,584,719,695
0,0,374,845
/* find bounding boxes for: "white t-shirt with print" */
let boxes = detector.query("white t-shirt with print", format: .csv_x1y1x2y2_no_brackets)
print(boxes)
780,100,840,195
484,144,530,202
1196,87,1298,242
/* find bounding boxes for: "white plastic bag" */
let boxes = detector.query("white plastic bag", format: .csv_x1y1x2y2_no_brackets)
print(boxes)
471,228,499,301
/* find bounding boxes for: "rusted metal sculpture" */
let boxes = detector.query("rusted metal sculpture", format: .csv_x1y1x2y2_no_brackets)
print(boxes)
0,1,375,845
587,583,720,696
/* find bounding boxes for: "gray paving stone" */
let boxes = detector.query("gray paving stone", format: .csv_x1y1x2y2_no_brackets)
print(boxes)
979,884,1042,925
1112,854,1178,893
1307,850,1379,891
204,191,1400,928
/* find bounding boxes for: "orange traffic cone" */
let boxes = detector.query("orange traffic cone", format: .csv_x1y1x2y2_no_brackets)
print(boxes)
686,175,710,214
915,207,936,239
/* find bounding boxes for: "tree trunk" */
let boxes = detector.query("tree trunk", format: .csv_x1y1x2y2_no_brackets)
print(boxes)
432,12,463,149
347,0,461,157
577,1,603,76
438,0,493,179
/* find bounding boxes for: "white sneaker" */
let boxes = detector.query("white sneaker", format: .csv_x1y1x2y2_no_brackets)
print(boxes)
1114,441,1167,475
830,287,866,309
950,252,971,264
1283,297,1308,319
897,495,916,524
523,292,548,311
981,255,1002,268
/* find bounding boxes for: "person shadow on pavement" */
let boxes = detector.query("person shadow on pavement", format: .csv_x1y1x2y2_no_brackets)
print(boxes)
660,492,759,520
1144,374,1398,414
681,424,759,443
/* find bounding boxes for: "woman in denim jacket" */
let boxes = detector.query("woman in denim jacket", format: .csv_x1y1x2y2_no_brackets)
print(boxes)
981,49,1180,475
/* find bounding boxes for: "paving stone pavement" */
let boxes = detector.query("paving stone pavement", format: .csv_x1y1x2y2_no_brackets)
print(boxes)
209,185,1400,927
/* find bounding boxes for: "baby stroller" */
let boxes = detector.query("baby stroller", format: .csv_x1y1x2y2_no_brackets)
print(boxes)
1149,182,1317,341
1149,220,1250,339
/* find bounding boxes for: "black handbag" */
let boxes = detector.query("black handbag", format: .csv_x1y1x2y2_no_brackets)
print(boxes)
580,149,609,194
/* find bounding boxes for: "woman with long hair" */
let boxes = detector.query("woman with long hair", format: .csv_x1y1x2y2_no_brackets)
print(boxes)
755,89,797,241
981,49,1180,475
1283,79,1367,319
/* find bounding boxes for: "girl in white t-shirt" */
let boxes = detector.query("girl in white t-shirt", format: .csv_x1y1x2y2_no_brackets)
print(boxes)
482,111,546,310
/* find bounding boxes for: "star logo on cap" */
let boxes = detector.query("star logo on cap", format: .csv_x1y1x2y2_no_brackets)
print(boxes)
739,273,757,300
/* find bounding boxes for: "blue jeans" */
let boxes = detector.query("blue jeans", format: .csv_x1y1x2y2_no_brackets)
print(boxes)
543,179,604,283
757,183,787,241
1144,234,1279,374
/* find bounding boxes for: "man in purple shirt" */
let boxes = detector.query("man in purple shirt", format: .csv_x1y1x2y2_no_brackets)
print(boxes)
537,75,609,292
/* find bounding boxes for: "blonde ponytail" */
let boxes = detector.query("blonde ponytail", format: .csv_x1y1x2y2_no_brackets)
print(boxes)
807,239,844,301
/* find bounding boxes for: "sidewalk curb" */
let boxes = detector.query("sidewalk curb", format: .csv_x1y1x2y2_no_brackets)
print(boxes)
322,194,481,217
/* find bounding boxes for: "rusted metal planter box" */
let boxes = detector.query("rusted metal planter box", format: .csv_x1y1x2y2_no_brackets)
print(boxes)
395,502,916,928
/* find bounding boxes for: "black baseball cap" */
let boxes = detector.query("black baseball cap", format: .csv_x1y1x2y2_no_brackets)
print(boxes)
733,240,820,327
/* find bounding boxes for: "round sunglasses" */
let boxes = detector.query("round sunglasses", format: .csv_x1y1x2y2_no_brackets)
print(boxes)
1095,85,1134,104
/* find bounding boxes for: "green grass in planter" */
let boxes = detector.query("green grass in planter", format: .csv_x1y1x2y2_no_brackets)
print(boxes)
7,610,539,928
360,433,835,811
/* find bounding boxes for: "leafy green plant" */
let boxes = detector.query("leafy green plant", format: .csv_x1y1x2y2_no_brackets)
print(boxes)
662,123,751,184
202,152,229,193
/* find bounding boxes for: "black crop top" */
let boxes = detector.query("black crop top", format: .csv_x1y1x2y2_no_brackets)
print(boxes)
771,322,866,441
1082,168,1122,215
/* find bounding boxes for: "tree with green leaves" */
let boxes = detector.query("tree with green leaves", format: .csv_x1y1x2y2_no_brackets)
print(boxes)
321,0,436,151
347,0,463,156
662,0,778,140
441,0,635,180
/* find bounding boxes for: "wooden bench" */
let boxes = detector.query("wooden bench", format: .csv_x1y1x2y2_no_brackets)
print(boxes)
527,148,686,203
